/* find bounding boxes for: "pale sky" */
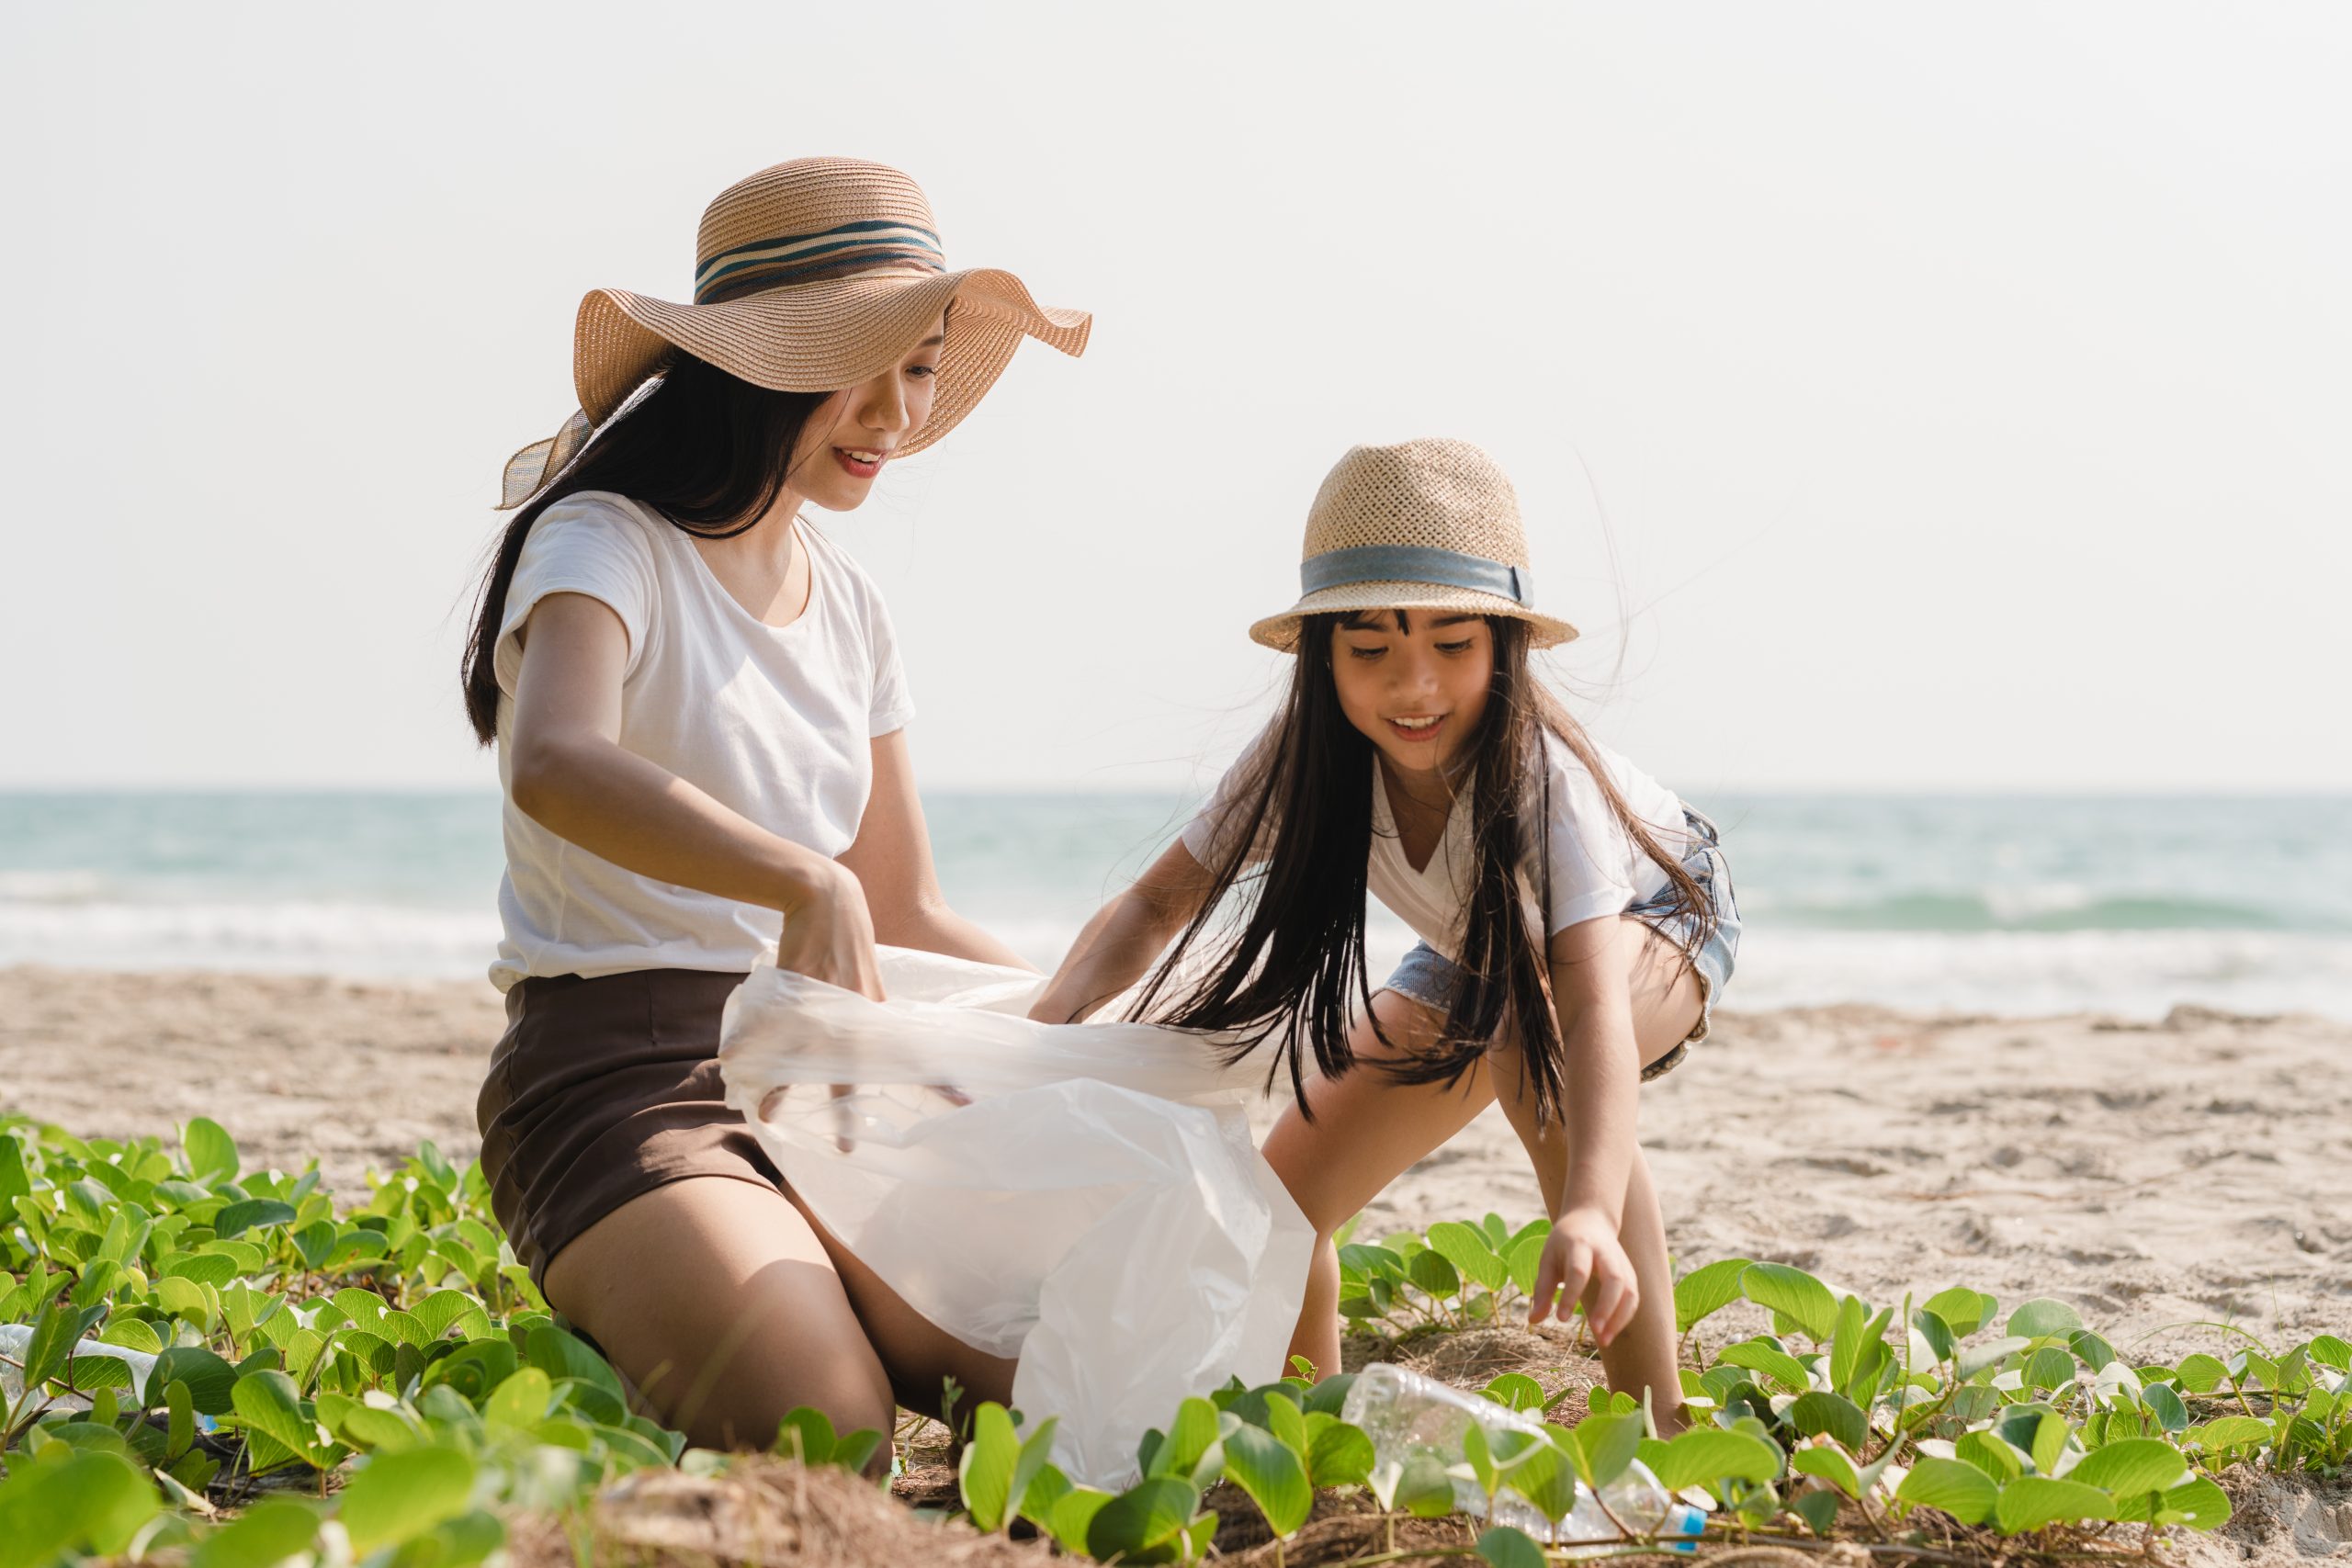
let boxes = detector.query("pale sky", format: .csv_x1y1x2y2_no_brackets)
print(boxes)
4,2,2346,795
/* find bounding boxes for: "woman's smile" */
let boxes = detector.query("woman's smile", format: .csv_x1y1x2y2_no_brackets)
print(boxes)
832,446,889,479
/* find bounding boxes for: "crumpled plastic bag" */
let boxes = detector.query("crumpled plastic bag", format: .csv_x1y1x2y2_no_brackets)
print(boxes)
718,946,1312,1487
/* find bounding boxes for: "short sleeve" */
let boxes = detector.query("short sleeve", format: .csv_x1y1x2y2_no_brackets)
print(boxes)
865,582,916,738
1539,744,1641,933
1179,729,1281,871
492,495,659,697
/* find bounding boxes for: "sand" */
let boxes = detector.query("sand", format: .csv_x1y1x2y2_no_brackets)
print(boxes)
9,966,2337,1353
4,964,2346,1562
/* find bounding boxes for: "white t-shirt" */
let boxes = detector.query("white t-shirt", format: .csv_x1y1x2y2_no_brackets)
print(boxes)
488,491,914,991
1180,728,1689,963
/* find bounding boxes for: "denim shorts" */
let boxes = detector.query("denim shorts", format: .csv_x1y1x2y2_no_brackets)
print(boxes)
1382,807,1740,1080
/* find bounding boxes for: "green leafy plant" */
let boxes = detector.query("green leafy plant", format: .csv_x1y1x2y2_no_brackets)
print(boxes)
1336,1214,1552,1335
6,1115,2324,1567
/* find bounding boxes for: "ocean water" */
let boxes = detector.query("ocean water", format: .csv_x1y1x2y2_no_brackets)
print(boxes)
1,791,2347,1021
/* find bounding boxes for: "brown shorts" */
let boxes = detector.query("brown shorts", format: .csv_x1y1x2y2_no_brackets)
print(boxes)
476,968,784,1291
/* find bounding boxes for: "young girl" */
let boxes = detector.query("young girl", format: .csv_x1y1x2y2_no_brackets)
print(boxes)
462,156,1086,1452
1030,437,1738,1425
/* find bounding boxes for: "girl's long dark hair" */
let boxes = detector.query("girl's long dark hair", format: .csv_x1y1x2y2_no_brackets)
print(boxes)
1131,611,1718,1125
459,351,831,744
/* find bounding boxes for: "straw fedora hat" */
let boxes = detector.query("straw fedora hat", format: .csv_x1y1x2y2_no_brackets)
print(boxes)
499,157,1090,508
1250,438,1578,651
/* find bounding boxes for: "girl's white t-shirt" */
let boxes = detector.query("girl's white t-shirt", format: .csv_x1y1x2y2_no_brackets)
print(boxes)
1180,728,1689,963
488,491,914,992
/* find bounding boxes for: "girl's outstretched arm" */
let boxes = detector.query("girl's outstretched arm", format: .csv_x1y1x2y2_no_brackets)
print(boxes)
1491,916,1645,1345
1027,841,1221,1023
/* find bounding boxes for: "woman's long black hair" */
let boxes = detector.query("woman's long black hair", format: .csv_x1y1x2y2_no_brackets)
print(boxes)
1129,610,1719,1125
459,351,831,744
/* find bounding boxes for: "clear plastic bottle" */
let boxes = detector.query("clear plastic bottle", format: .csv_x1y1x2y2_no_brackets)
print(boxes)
1340,1362,1705,1551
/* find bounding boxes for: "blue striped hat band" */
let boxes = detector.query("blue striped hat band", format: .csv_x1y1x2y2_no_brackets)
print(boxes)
1298,544,1531,605
694,219,946,304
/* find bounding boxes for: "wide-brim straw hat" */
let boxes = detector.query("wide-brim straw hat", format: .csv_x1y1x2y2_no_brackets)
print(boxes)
499,157,1090,508
1250,438,1578,651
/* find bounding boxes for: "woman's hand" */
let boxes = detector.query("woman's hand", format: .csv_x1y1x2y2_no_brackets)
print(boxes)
775,861,886,1001
1529,1206,1640,1346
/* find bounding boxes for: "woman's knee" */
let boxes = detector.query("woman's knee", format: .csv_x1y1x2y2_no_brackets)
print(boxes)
542,1178,898,1450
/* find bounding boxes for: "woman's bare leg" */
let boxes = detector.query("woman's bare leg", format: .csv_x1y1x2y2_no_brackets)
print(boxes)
809,1210,1019,1424
542,1176,898,1455
1261,919,1702,1420
545,1175,1017,1456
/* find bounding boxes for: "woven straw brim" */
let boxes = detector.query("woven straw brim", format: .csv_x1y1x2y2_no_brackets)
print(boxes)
1250,581,1578,652
575,267,1088,457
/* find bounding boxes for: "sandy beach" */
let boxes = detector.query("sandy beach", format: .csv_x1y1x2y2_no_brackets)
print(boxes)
6,964,2344,1354
6,963,2349,1561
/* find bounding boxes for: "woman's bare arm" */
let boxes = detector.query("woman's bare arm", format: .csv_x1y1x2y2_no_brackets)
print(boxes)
836,728,1030,970
1026,840,1221,1022
506,592,882,997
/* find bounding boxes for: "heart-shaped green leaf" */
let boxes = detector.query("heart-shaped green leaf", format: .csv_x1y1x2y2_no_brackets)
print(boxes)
1428,1221,1508,1292
1476,1523,1548,1568
1720,1337,1811,1393
1792,1445,1860,1497
1223,1422,1311,1537
2006,1299,2084,1340
1568,1411,1644,1488
1482,1372,1545,1414
1674,1257,1754,1334
212,1200,297,1239
1897,1456,1998,1525
1408,1247,1462,1301
1741,1263,1839,1341
1788,1391,1868,1451
0,1450,162,1566
482,1367,552,1430
338,1448,475,1553
182,1119,239,1185
956,1404,1017,1530
2067,1438,2187,1498
2189,1416,2271,1451
1994,1475,2115,1536
188,1497,321,1568
1922,1287,1995,1337
1085,1476,1202,1562
2117,1474,2232,1530
231,1370,332,1467
1304,1413,1374,1487
1649,1427,1782,1491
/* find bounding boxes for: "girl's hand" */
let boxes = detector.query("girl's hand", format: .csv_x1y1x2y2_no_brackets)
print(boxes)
775,862,886,1002
1529,1207,1640,1346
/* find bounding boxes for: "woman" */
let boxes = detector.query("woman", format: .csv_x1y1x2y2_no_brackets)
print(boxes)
460,156,1087,1451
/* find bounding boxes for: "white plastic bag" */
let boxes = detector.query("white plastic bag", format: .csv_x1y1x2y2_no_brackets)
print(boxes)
718,946,1312,1487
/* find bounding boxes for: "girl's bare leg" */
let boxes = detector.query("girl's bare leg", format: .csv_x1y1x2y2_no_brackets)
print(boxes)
1261,919,1702,1422
1267,991,1487,1385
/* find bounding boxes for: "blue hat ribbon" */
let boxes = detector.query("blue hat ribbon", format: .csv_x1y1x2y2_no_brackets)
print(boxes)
1299,544,1531,604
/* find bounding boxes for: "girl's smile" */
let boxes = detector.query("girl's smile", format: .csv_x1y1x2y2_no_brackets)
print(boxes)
1385,713,1447,744
1329,609,1494,778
